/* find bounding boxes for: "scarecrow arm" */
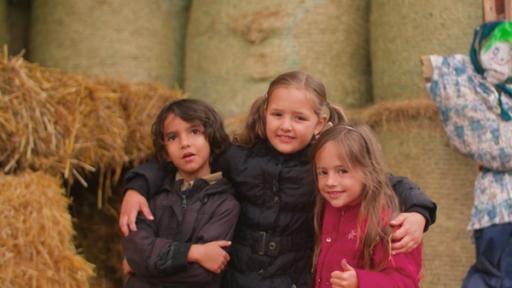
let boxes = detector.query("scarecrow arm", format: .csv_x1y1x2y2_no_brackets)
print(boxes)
420,56,433,84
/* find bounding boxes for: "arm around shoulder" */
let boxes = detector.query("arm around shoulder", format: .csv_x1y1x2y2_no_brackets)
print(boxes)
389,175,437,231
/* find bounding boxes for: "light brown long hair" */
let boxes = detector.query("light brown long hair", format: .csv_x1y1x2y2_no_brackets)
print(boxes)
312,122,399,270
236,71,347,146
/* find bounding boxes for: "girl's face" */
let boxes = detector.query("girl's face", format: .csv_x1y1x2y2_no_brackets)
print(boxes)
163,113,211,182
265,86,326,154
315,140,364,208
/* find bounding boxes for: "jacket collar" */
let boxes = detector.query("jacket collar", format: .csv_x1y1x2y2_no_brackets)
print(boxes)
251,139,312,164
175,171,223,191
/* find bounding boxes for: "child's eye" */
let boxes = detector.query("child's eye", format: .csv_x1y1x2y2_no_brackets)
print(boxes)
191,128,202,135
337,168,348,174
166,134,177,142
295,115,307,121
271,112,283,117
316,170,327,176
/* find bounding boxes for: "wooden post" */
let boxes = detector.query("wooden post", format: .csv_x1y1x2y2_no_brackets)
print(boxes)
483,0,498,22
506,0,512,20
483,0,512,21
420,56,433,84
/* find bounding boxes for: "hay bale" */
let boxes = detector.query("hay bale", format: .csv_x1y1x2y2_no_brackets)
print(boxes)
365,100,477,287
7,0,30,56
0,56,128,188
113,81,183,165
72,178,125,288
29,0,189,87
0,172,94,287
370,0,481,102
185,0,371,116
0,0,6,46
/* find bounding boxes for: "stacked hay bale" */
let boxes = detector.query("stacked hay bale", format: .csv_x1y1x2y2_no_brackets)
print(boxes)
0,172,94,287
0,0,7,46
370,0,481,102
0,55,182,287
362,100,477,287
112,81,184,165
185,0,371,116
0,56,127,190
7,0,30,56
29,0,189,87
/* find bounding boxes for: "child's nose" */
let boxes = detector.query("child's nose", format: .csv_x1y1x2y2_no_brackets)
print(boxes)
326,173,337,186
280,117,292,131
180,135,190,148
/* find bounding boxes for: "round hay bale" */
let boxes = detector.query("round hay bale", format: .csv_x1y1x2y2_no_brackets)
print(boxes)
367,104,477,287
7,0,30,56
370,0,481,102
185,0,371,116
0,172,94,287
29,0,189,86
0,0,7,47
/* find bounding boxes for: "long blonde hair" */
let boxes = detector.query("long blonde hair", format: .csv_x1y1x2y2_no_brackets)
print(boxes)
312,122,399,270
236,71,347,146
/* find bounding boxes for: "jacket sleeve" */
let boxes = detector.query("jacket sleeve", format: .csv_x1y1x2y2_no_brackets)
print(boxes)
122,200,213,283
356,243,422,288
124,159,173,199
122,204,175,276
389,175,437,231
123,190,241,284
155,191,241,285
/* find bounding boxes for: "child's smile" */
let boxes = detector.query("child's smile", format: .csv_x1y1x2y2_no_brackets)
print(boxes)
265,86,325,154
315,140,364,208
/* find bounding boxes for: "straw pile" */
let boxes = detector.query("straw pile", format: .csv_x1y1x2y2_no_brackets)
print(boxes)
0,55,182,202
0,55,126,189
363,99,477,287
72,179,125,288
0,55,183,286
111,81,184,166
362,97,439,127
0,172,94,287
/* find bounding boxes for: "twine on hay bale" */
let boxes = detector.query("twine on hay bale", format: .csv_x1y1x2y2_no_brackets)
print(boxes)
0,172,94,287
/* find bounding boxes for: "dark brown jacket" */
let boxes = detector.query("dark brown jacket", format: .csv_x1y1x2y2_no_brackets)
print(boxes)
123,173,240,288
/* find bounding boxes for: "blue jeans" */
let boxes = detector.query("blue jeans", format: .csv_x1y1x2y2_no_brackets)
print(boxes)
462,223,512,288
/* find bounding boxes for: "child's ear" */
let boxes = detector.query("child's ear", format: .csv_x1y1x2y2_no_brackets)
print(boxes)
314,116,328,135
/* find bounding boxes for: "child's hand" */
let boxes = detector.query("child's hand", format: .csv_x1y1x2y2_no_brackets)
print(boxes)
330,259,358,288
390,212,425,254
122,257,133,275
188,241,231,274
119,189,154,236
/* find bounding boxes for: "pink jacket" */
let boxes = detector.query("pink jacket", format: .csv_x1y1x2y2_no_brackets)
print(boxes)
315,202,422,288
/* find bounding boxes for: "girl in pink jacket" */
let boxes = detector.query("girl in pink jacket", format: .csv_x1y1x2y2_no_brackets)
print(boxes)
312,123,422,288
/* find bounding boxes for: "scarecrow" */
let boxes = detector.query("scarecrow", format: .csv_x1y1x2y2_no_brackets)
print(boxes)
424,21,512,287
